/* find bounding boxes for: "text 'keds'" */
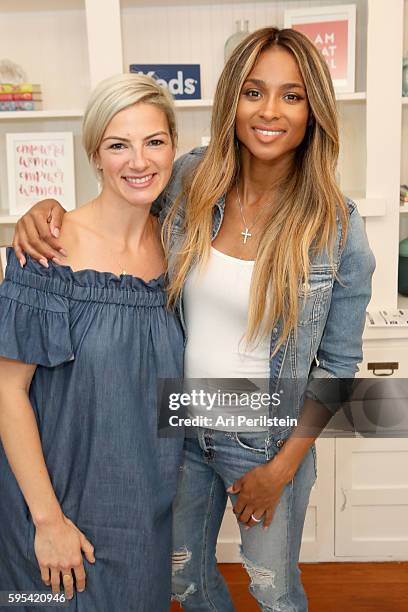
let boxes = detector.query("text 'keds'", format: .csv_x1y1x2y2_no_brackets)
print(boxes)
129,64,201,100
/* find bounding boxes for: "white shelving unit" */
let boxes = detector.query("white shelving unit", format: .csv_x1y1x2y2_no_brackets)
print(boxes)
399,294,408,308
336,91,366,101
0,111,84,121
0,0,375,242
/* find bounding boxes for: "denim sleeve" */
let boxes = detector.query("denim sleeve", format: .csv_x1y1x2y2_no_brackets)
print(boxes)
306,205,376,413
151,147,206,227
0,250,74,367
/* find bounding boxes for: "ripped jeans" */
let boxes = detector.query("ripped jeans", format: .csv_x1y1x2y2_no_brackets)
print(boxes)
171,428,316,611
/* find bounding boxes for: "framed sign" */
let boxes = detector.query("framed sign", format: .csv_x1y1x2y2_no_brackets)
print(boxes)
129,64,201,100
6,132,75,216
284,4,356,93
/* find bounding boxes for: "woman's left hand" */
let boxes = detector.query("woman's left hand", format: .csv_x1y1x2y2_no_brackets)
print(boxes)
227,460,293,530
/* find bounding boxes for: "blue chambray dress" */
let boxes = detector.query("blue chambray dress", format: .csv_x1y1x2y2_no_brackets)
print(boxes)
0,249,184,612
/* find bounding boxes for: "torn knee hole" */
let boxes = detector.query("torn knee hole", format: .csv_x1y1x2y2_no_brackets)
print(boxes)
240,550,276,590
172,546,192,575
171,583,196,603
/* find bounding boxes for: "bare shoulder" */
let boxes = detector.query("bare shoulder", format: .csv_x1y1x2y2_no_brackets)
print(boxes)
59,203,93,260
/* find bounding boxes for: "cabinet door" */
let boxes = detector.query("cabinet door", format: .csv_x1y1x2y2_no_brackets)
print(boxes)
335,438,408,558
216,438,335,563
299,438,335,562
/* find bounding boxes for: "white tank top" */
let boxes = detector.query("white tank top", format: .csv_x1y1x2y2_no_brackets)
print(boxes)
183,247,271,431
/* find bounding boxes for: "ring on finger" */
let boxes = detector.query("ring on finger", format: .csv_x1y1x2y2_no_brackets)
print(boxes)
251,513,262,523
62,573,73,581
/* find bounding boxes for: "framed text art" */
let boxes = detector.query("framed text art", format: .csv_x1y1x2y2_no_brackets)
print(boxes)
284,4,356,94
6,132,75,216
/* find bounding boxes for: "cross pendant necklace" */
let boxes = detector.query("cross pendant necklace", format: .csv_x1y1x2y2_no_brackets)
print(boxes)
241,228,252,244
236,181,272,245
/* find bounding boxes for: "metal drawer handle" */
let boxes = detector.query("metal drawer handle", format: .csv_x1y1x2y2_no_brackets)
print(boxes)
367,361,399,376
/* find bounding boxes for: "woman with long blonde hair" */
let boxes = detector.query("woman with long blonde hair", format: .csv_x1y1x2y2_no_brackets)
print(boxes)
11,27,374,611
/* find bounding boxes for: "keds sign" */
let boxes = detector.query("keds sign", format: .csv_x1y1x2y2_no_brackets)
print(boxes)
129,64,201,100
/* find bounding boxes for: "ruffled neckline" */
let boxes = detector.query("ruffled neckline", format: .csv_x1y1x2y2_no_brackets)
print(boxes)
6,248,165,291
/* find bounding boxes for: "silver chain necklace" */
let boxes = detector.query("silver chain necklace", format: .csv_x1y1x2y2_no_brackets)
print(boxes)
235,181,272,244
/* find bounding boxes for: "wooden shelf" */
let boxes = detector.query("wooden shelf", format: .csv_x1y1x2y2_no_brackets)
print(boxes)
0,0,84,11
175,99,213,108
402,97,408,105
347,194,387,217
0,212,19,225
0,103,215,118
398,294,408,309
400,202,408,214
122,0,283,5
363,326,408,340
0,110,84,121
363,296,408,339
336,92,366,101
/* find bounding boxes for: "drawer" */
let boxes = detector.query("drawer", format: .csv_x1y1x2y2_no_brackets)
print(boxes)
359,341,408,377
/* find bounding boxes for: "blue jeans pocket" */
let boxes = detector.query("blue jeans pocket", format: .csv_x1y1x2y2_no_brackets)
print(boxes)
233,431,270,454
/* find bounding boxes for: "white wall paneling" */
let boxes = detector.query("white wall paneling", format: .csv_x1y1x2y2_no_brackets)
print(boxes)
0,5,91,111
337,102,366,196
85,0,123,87
176,108,211,156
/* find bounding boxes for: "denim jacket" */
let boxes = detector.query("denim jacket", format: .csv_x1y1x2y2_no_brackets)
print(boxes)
156,147,376,433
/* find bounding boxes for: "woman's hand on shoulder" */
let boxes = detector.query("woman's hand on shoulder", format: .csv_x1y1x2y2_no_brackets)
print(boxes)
12,199,68,268
34,512,95,600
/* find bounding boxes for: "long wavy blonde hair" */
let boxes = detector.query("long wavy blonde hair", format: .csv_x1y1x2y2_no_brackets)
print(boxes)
164,27,348,353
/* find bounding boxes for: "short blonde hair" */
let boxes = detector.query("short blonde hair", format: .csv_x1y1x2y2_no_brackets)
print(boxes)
82,73,177,177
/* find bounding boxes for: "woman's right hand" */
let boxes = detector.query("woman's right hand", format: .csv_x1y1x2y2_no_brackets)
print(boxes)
12,199,68,268
34,513,95,600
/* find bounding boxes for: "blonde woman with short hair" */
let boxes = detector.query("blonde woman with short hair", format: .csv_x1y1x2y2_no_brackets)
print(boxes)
0,73,183,611
11,27,374,611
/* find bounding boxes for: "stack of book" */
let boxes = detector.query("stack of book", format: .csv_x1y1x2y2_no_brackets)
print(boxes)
401,185,408,207
0,83,42,111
